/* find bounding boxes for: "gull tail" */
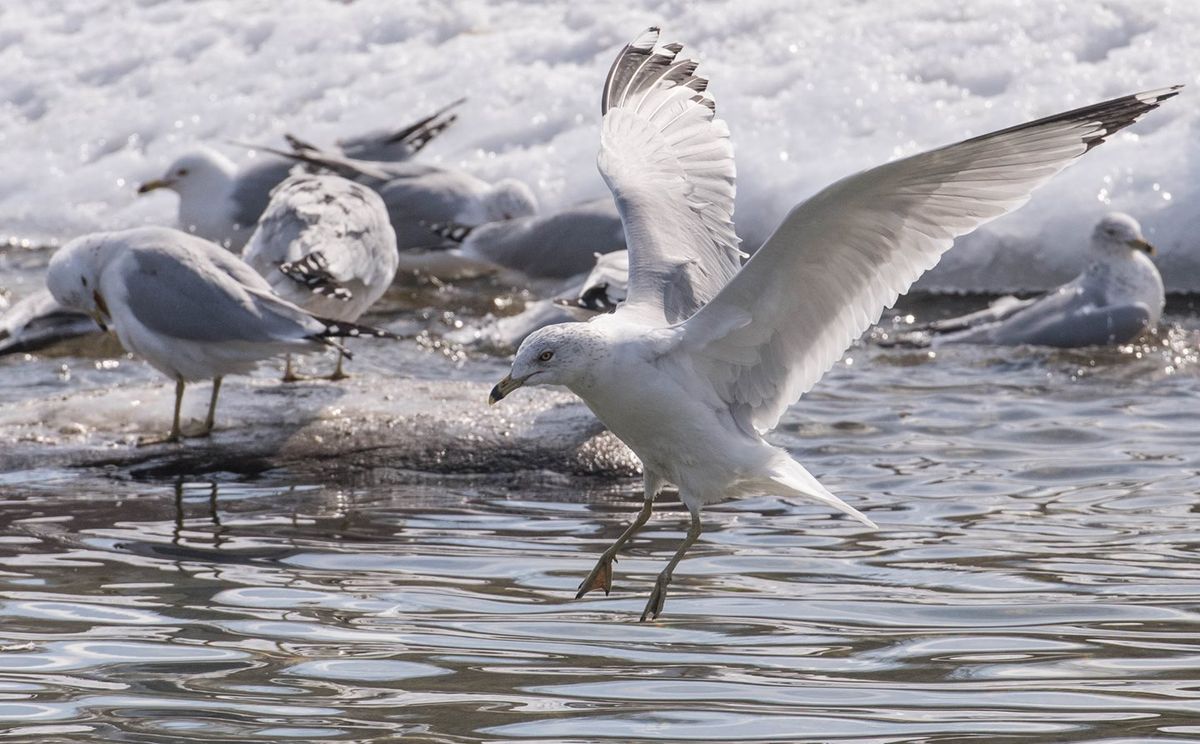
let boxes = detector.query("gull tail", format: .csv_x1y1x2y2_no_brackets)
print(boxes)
766,457,877,529
307,317,400,359
280,251,353,301
422,220,474,244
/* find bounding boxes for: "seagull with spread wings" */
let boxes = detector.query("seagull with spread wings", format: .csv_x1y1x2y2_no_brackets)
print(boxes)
488,28,1180,621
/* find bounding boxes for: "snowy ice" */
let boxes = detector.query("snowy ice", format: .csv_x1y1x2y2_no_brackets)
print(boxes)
1,0,1198,290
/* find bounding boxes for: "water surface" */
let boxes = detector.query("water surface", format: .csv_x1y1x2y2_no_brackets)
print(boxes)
2,299,1200,742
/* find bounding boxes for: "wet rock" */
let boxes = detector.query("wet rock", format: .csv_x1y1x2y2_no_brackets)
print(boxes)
0,374,640,480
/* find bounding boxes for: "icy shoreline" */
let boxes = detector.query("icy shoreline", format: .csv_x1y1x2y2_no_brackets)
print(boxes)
0,373,638,479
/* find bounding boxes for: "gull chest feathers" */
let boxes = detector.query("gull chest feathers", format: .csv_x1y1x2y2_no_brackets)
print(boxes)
490,26,1179,621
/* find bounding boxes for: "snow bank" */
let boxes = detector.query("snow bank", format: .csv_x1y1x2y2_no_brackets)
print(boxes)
1,0,1198,290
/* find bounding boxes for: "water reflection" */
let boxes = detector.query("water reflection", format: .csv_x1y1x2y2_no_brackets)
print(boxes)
0,438,1198,742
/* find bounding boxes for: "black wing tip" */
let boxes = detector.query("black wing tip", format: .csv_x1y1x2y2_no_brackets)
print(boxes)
602,27,716,116
963,83,1183,154
418,219,473,245
312,317,399,342
280,252,353,301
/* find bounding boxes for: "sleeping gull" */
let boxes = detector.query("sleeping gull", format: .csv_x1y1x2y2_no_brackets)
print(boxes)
136,105,461,248
488,27,1179,620
918,213,1164,347
422,197,626,280
45,226,395,443
242,174,399,379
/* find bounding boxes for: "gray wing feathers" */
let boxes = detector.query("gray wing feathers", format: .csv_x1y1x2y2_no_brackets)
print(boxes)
229,157,296,228
120,242,322,343
460,199,625,278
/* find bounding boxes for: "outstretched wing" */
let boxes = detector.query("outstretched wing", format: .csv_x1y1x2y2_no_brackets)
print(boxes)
599,28,741,326
680,87,1180,434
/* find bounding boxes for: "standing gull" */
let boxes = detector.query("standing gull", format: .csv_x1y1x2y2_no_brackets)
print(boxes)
488,28,1179,620
243,174,399,379
918,213,1164,347
46,226,395,443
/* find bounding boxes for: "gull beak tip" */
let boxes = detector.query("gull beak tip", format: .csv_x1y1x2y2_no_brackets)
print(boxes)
136,178,172,195
487,385,503,406
1132,238,1156,256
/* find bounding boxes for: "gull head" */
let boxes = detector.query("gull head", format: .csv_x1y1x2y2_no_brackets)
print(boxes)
484,179,539,221
137,148,236,200
1093,212,1154,257
489,323,602,404
46,233,116,331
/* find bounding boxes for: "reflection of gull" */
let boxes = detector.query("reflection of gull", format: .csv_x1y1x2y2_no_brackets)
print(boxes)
136,106,460,248
285,98,465,162
488,28,1179,620
242,174,399,379
450,250,630,350
250,144,539,254
924,213,1164,347
0,288,94,355
423,198,626,280
46,226,394,443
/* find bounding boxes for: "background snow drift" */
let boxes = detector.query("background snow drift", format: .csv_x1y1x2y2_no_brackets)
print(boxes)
1,0,1197,291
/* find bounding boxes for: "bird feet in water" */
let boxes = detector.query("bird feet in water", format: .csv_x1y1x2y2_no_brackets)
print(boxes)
576,553,616,598
639,572,673,622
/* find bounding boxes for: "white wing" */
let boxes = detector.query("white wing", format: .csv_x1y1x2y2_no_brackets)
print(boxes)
680,87,1180,434
599,28,741,326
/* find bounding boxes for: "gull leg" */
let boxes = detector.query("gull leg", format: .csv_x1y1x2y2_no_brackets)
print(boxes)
199,377,222,437
138,379,185,446
282,355,303,383
577,475,661,598
640,505,702,622
325,350,349,381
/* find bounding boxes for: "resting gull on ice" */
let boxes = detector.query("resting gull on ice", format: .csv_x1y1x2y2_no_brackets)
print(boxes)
136,104,461,248
917,213,1164,347
243,174,399,379
422,197,626,280
488,28,1179,620
46,226,395,443
0,288,95,355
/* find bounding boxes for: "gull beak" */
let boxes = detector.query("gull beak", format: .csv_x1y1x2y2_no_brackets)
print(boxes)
1129,238,1156,256
137,178,174,195
91,291,111,332
488,374,526,405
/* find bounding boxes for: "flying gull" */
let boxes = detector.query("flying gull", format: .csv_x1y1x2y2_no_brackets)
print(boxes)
488,27,1180,620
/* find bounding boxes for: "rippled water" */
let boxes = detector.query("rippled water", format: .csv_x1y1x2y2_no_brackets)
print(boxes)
3,298,1200,742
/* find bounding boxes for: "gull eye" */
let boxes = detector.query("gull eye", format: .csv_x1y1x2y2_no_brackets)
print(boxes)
176,168,189,177
538,350,554,362
80,277,88,287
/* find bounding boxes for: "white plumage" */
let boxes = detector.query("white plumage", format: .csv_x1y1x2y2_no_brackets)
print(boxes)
924,213,1164,347
490,27,1179,621
242,174,399,379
